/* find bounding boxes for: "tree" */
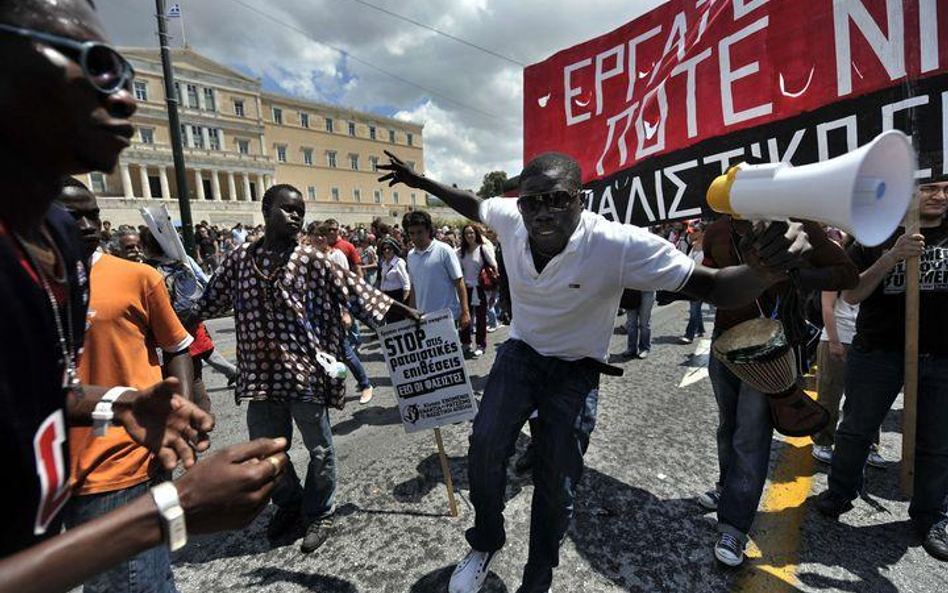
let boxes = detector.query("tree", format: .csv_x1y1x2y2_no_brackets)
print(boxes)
477,171,508,199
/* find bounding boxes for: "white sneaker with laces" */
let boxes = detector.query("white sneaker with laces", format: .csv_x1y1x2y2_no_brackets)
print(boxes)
449,549,497,593
812,445,833,464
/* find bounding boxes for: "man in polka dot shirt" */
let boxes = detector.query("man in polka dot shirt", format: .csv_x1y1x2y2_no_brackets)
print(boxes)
190,184,419,554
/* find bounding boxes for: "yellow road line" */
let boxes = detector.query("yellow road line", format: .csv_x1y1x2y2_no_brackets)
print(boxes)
735,392,818,593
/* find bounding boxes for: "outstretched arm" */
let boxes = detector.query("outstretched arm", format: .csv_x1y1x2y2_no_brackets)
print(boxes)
378,151,483,222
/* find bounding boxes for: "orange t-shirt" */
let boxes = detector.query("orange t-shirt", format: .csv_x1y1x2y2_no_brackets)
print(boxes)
70,254,193,495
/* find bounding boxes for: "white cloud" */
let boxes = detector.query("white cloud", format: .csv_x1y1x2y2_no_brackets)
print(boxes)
96,0,668,191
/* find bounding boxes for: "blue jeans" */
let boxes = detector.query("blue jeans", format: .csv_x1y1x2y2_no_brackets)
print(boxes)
625,291,655,354
466,340,599,593
63,478,178,593
247,400,336,521
708,356,773,541
486,289,499,327
829,346,948,534
685,300,706,340
343,337,371,390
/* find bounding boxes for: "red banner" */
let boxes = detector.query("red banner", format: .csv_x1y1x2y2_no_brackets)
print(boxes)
523,0,948,225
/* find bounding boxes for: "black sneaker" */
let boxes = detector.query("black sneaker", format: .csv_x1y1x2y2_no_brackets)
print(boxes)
698,487,721,511
514,444,534,474
300,516,333,554
267,505,302,540
714,533,745,567
923,519,948,562
815,490,854,519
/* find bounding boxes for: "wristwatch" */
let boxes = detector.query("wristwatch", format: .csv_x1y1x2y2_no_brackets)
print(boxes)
150,482,187,551
92,386,133,436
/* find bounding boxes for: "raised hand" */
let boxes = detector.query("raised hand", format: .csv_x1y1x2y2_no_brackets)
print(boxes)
112,378,215,471
174,438,289,533
377,150,424,188
740,221,811,280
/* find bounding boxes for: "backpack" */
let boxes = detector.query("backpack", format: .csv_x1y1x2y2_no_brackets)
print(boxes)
156,260,206,317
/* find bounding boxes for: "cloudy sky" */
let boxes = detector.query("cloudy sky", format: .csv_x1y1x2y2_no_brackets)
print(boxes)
97,0,665,190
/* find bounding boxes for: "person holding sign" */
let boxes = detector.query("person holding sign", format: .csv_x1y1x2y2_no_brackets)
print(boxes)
816,179,948,562
188,184,419,554
379,151,812,592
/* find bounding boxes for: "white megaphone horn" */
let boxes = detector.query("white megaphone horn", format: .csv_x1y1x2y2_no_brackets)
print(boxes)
706,130,917,247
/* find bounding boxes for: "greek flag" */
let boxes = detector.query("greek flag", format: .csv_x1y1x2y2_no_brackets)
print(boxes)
167,3,181,18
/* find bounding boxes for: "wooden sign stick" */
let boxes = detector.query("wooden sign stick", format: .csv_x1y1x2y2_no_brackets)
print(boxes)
901,195,920,497
434,428,459,517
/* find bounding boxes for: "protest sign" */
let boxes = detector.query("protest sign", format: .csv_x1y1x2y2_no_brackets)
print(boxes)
378,309,477,434
524,0,947,226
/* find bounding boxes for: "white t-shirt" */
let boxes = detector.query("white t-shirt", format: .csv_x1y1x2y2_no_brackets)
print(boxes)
479,198,695,361
327,248,349,271
819,294,859,344
457,243,497,288
379,256,411,292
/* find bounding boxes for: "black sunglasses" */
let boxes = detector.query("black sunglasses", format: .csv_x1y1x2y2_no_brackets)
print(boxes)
0,23,135,94
517,190,580,215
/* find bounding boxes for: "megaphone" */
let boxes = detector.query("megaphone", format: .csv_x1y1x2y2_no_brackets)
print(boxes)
706,130,917,247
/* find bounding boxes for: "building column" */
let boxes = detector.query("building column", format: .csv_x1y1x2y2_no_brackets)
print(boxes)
210,170,222,201
255,174,265,200
242,173,252,201
195,168,205,200
227,172,237,201
120,163,134,198
159,166,171,199
138,165,152,200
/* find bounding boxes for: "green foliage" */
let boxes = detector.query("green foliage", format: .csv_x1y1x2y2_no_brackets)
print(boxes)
477,171,508,199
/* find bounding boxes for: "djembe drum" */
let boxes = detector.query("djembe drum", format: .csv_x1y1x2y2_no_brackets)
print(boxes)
712,318,829,437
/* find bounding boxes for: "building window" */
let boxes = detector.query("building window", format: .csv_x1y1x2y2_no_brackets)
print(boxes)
303,148,313,166
407,133,414,146
140,128,155,144
191,125,204,149
373,190,382,204
90,172,107,193
349,154,359,170
331,187,339,201
276,145,287,163
370,156,379,172
272,107,283,124
353,188,361,202
208,128,221,151
389,129,396,143
300,113,309,128
203,88,216,112
186,84,199,109
325,117,334,133
174,82,182,105
369,125,376,140
393,191,399,204
348,121,356,136
237,139,250,154
327,151,337,168
133,81,148,102
179,123,188,147
411,192,417,206
307,186,317,200
234,99,245,117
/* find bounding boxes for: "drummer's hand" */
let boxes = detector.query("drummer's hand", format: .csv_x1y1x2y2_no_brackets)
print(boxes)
741,221,811,280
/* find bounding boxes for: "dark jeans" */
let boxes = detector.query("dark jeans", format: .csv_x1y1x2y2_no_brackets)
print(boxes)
247,400,336,521
684,299,706,340
343,337,371,390
383,289,407,323
460,285,488,349
625,291,655,354
63,478,178,593
708,356,773,541
829,346,948,534
466,340,599,593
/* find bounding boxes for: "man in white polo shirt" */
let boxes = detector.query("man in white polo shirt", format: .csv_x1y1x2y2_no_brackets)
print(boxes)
379,150,810,593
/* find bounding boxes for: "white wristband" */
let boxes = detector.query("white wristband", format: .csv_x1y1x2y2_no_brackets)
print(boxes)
92,386,133,436
151,482,187,551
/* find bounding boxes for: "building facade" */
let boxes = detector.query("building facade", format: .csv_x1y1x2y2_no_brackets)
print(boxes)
88,48,427,226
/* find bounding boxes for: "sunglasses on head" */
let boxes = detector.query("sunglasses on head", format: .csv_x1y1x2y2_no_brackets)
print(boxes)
517,190,580,215
0,23,135,94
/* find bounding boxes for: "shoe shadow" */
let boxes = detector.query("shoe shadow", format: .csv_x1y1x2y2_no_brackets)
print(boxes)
242,567,358,592
409,565,510,593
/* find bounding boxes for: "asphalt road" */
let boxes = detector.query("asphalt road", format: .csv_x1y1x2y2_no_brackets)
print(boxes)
170,303,947,593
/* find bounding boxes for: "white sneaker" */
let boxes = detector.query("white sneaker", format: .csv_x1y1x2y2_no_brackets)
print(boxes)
473,348,484,358
449,548,497,593
812,445,833,464
486,325,498,333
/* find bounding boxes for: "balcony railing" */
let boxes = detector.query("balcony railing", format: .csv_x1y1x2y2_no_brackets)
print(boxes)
128,143,274,165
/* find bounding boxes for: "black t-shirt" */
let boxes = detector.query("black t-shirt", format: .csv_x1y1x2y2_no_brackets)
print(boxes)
0,206,88,557
198,236,215,258
849,223,948,354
